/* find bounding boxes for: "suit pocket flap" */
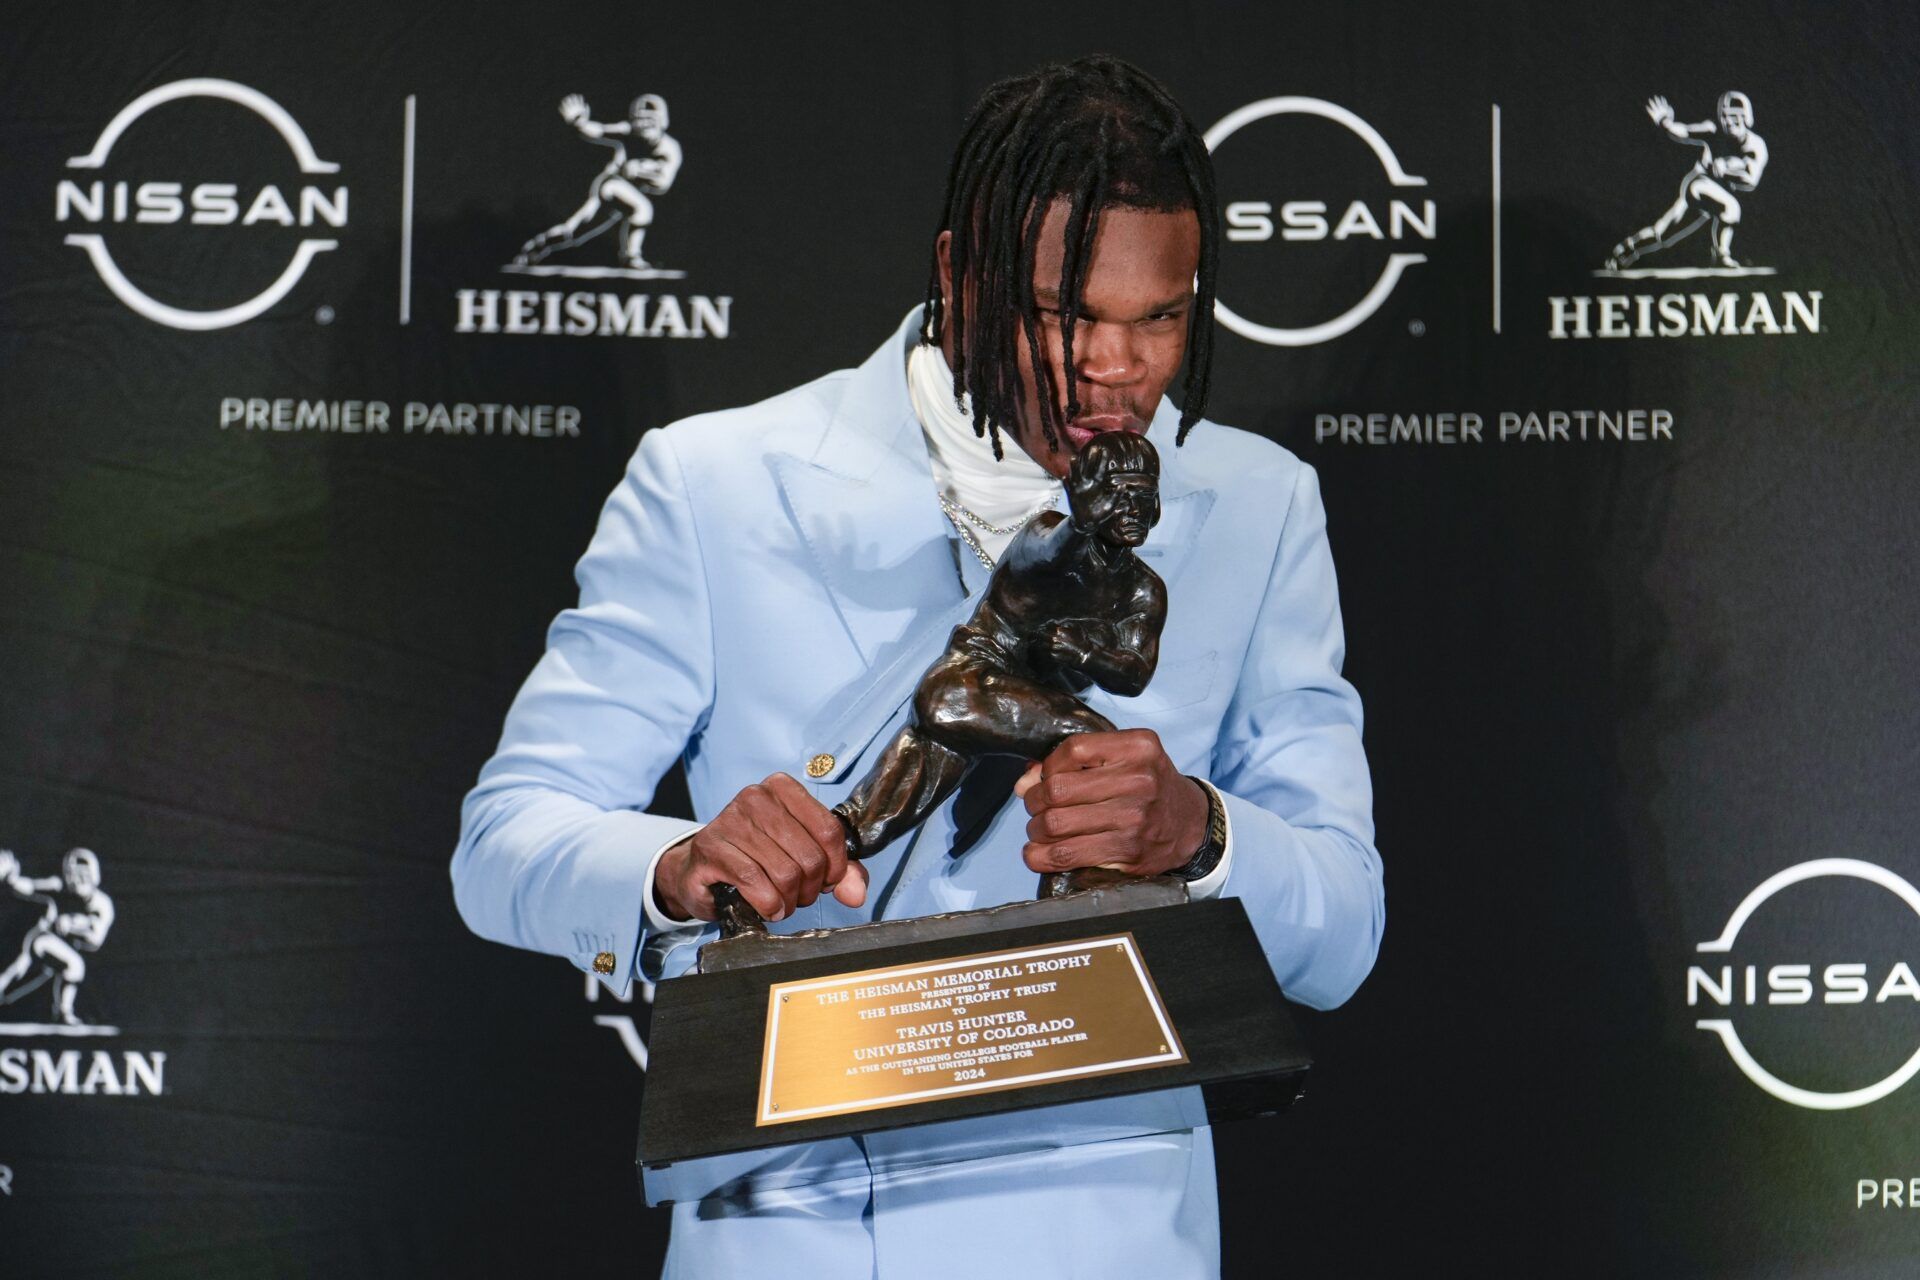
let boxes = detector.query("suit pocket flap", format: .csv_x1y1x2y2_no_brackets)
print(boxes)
1104,650,1218,717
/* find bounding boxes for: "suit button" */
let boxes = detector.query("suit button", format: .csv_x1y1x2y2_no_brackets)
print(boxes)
806,753,835,778
592,951,615,975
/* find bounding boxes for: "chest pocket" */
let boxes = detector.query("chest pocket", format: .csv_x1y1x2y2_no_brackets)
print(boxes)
1091,650,1221,776
1097,650,1218,720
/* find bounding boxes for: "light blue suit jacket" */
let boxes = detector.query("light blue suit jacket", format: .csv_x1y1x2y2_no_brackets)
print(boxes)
452,308,1383,1278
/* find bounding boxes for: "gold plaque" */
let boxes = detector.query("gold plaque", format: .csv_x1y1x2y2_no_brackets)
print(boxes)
756,932,1186,1126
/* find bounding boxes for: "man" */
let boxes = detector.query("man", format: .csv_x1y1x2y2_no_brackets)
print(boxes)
0,848,114,1027
1606,91,1768,271
513,93,682,271
455,56,1382,1278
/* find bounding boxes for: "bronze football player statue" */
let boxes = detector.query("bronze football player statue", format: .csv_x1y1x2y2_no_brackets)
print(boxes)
715,430,1167,936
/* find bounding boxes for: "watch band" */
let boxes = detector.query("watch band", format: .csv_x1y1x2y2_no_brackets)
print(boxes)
1171,776,1227,882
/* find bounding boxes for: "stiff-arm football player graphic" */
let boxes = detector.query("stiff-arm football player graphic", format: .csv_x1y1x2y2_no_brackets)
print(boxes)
513,93,684,271
1606,92,1768,270
0,848,114,1027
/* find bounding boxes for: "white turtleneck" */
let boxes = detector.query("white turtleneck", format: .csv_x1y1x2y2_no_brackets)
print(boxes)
907,341,1061,562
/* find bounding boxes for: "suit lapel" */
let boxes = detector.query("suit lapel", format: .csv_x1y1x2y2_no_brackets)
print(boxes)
773,312,968,668
1136,486,1215,590
772,449,964,667
1138,398,1217,593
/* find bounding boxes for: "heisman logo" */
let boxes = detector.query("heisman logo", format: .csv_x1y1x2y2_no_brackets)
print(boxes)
1551,90,1819,338
455,91,729,339
1204,97,1434,347
507,93,685,281
0,848,115,1035
56,78,347,330
0,846,167,1097
1689,859,1920,1110
1601,92,1771,278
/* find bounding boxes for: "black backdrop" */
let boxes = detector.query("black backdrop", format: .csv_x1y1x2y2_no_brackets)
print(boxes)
3,2,1918,1275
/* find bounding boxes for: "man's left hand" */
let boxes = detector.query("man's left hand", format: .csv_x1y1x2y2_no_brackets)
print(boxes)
1014,729,1208,877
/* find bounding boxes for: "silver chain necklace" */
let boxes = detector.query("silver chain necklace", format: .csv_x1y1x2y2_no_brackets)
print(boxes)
938,492,1057,570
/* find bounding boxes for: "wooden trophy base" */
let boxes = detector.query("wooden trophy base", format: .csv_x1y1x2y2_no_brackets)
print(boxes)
638,877,1311,1199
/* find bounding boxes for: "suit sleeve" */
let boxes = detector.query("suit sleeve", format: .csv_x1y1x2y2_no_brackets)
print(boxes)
1209,461,1384,1010
451,427,713,997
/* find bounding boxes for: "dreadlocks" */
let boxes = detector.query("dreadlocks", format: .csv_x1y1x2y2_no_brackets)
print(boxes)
921,55,1220,458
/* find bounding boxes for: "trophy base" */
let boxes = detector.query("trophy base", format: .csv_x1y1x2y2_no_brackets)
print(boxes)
697,872,1188,973
638,888,1311,1201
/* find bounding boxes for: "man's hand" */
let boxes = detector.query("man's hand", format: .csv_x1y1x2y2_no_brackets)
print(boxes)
1015,729,1208,878
654,773,867,923
559,94,591,126
1646,95,1674,127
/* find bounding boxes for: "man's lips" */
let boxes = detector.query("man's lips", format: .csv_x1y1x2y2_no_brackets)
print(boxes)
1062,414,1140,448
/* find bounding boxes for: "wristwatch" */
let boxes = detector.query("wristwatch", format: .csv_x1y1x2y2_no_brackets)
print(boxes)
1170,777,1227,882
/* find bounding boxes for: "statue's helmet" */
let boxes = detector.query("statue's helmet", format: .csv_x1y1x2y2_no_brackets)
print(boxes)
630,94,669,131
1071,430,1160,489
1066,430,1162,546
1717,91,1754,129
64,847,100,890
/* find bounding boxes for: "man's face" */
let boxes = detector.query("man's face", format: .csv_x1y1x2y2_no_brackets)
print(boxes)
1069,466,1161,549
940,198,1202,479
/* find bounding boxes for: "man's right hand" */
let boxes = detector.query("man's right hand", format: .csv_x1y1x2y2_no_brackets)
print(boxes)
654,773,867,923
